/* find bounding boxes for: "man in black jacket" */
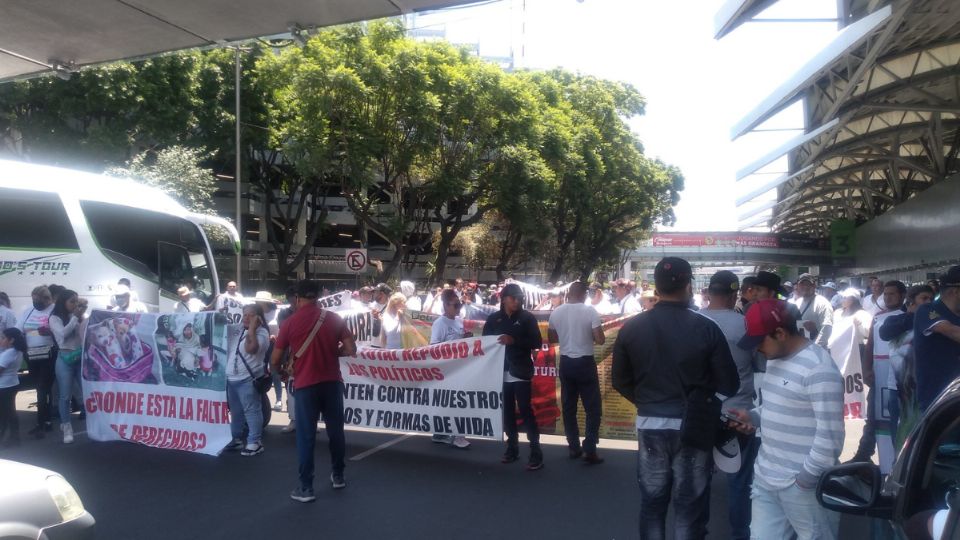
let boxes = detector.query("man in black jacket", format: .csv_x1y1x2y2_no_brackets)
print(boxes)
483,283,545,470
612,257,739,539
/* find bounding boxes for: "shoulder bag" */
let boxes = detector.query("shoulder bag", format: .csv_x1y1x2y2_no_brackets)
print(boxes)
236,329,272,395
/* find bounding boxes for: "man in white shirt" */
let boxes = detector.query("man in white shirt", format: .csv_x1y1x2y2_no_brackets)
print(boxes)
613,279,641,315
587,283,614,315
548,282,605,463
863,277,885,317
174,286,205,313
0,300,16,332
789,273,833,349
213,281,246,323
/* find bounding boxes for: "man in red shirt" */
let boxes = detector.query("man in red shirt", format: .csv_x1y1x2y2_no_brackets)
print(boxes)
272,280,356,503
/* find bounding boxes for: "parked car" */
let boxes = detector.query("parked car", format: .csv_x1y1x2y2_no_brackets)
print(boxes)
0,459,95,539
817,379,960,538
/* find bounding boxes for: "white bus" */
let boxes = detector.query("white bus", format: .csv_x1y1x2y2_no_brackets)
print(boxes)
0,159,240,314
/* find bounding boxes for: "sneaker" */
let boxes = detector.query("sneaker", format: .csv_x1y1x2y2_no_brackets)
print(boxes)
526,458,544,471
432,434,452,444
568,448,584,459
281,422,295,433
290,486,316,503
241,443,264,456
225,438,244,451
61,423,74,444
583,452,605,465
501,450,519,464
330,472,346,489
451,436,471,449
27,425,44,439
273,401,283,412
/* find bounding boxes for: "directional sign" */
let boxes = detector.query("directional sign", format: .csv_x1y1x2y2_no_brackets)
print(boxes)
345,248,367,273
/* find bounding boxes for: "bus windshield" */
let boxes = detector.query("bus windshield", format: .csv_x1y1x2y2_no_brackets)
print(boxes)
81,201,216,302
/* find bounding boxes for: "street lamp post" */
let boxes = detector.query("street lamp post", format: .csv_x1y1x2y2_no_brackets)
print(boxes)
235,46,242,290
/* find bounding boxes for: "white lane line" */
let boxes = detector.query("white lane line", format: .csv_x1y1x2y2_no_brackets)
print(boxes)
350,433,416,461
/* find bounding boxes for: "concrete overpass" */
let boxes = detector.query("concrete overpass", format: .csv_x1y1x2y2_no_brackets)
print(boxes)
626,232,832,267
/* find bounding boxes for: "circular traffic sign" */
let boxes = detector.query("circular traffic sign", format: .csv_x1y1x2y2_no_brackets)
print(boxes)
346,250,367,272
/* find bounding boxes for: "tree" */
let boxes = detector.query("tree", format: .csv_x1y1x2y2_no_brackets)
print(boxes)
261,21,443,282
106,145,217,213
422,60,547,287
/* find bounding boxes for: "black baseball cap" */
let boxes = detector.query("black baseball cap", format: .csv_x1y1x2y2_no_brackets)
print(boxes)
375,283,392,295
708,270,740,294
941,266,960,288
654,257,692,291
797,273,816,284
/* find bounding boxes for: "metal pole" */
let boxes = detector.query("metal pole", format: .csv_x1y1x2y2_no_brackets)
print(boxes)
235,47,242,290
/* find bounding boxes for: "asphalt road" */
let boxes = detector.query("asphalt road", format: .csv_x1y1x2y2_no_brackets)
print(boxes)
3,390,873,540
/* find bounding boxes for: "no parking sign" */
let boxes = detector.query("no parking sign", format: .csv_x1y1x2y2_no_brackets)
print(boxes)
345,248,367,273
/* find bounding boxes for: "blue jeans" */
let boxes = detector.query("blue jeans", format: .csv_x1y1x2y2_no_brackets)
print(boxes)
727,433,761,540
559,355,601,453
637,429,712,540
271,371,283,404
226,378,263,445
751,482,839,540
55,353,82,424
294,381,346,489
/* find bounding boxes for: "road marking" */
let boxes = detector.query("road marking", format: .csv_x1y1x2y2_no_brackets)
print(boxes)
350,433,415,461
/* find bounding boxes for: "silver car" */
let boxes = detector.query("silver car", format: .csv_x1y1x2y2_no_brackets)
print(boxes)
0,459,95,539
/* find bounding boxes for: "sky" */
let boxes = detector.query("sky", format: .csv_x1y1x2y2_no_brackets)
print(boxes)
412,0,841,232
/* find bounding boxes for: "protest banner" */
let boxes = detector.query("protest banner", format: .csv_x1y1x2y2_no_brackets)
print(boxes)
340,336,505,439
82,310,233,455
402,309,639,441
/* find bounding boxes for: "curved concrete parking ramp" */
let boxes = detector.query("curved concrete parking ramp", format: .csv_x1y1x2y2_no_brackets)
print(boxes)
0,0,481,83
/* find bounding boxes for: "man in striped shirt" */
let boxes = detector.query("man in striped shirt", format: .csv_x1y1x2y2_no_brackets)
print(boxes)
728,299,844,540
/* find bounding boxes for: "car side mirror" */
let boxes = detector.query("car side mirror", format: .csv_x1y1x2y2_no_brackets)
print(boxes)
816,462,893,518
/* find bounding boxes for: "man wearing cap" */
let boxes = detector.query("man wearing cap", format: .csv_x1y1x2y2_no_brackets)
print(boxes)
613,279,641,315
174,286,205,313
482,283,545,471
548,282,605,464
753,271,803,319
272,280,356,502
700,271,758,540
587,282,614,315
369,283,392,345
728,299,844,539
639,290,658,312
109,284,148,313
913,265,960,412
789,273,833,349
612,257,739,538
821,282,841,310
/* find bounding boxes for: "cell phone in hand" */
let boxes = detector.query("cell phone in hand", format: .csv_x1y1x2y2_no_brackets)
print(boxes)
721,412,747,427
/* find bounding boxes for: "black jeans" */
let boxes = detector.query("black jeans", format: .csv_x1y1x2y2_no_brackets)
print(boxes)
559,355,601,453
0,385,19,442
28,358,54,427
637,429,712,540
294,381,346,489
855,385,877,458
503,380,540,456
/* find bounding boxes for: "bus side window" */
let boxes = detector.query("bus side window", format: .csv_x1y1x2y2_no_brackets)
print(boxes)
0,187,78,250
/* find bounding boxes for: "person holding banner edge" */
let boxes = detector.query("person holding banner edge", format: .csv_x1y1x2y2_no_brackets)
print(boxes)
483,283,544,471
272,280,356,503
430,289,473,449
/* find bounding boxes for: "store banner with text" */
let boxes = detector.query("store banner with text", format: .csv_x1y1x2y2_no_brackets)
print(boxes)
82,310,233,455
340,336,505,439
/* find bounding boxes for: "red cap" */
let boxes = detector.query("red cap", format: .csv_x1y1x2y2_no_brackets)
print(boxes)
737,299,795,350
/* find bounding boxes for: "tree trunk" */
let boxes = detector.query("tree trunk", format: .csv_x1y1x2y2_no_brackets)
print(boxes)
430,228,455,288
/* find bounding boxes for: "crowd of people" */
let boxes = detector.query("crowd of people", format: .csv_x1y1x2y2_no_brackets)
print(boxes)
1,262,959,540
